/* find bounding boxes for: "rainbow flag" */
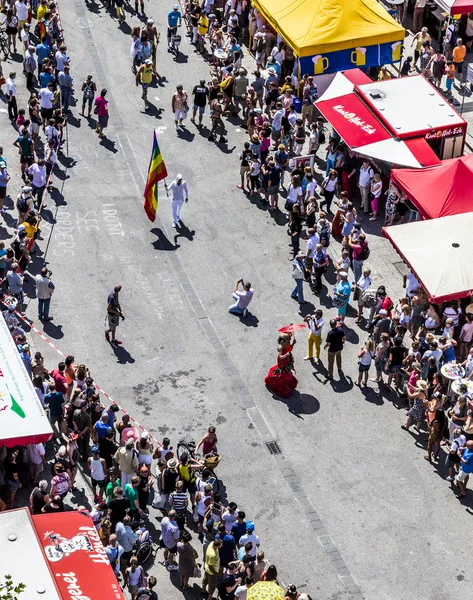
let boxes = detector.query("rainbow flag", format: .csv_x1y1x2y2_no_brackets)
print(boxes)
143,130,168,222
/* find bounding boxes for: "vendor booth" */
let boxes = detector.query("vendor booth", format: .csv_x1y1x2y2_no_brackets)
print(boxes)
383,213,473,302
316,71,466,164
0,507,124,600
390,154,473,219
252,0,405,75
0,315,52,448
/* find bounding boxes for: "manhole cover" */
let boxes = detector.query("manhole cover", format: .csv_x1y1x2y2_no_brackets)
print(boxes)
76,17,93,28
265,441,282,455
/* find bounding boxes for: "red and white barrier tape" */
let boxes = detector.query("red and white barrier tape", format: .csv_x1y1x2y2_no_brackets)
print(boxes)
12,308,162,448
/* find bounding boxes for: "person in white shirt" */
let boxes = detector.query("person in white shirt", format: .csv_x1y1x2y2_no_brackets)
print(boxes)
27,442,45,485
304,172,317,202
403,272,420,299
55,45,69,72
459,314,473,360
319,169,337,213
239,522,260,558
270,101,285,148
358,159,374,214
443,301,462,327
15,0,29,33
6,72,18,121
27,159,47,204
165,173,189,228
229,278,254,318
35,266,55,321
305,227,320,277
39,83,55,126
355,267,372,322
304,309,324,361
20,22,30,51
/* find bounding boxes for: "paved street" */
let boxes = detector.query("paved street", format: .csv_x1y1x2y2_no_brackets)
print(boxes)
2,1,473,599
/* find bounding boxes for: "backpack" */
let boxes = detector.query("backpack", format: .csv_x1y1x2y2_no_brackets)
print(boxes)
136,588,152,600
362,289,377,308
16,195,28,213
359,244,370,261
385,296,394,312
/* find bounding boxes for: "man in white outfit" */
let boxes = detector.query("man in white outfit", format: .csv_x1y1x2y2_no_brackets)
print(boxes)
166,174,188,228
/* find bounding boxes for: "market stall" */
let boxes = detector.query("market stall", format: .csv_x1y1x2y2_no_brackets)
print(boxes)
316,71,466,163
252,0,405,75
0,508,124,600
0,315,52,448
315,72,444,167
382,212,473,302
390,154,473,219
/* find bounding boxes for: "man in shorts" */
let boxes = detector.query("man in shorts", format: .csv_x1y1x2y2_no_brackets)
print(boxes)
202,538,222,600
13,128,34,177
171,84,188,128
191,79,208,126
88,445,107,501
455,440,473,497
135,59,153,110
39,82,55,127
160,510,180,571
105,285,125,345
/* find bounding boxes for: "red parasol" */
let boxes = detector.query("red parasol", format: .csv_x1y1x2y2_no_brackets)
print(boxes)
278,323,306,333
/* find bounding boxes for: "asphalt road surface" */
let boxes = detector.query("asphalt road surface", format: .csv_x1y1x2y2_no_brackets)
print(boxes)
3,1,473,598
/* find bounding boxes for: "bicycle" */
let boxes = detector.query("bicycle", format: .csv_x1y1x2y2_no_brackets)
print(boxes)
176,437,221,500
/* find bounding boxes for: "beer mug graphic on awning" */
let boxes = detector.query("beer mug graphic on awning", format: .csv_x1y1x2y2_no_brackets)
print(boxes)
392,41,402,62
312,55,329,75
351,47,366,66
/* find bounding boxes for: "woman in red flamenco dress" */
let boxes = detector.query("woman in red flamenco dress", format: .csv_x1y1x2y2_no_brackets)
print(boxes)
265,333,298,398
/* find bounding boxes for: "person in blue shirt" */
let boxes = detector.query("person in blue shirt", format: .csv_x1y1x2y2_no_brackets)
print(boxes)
333,271,351,326
167,5,181,47
456,440,473,497
93,413,112,441
44,382,65,436
35,41,50,77
215,523,236,568
230,511,246,544
39,67,54,89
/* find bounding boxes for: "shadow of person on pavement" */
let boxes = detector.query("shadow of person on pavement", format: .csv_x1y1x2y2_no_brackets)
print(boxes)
99,137,118,153
238,312,258,327
110,343,135,364
270,389,320,419
142,101,163,119
43,320,64,339
151,227,176,251
173,220,195,248
360,385,384,405
176,126,195,142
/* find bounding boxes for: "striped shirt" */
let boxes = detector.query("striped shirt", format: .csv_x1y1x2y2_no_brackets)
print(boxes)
169,491,188,512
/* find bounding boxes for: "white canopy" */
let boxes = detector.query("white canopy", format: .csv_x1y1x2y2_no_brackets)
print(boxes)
0,315,52,447
382,212,473,302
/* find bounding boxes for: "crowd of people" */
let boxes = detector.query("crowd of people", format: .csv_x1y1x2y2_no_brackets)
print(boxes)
2,0,473,599
156,0,473,502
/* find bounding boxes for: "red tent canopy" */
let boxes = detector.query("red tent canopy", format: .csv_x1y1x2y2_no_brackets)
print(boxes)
450,0,473,14
32,511,125,600
390,154,473,219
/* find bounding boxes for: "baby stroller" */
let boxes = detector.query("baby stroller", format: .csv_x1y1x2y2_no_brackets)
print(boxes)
133,527,158,566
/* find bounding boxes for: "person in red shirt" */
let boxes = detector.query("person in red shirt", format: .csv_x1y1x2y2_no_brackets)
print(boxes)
50,362,68,395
